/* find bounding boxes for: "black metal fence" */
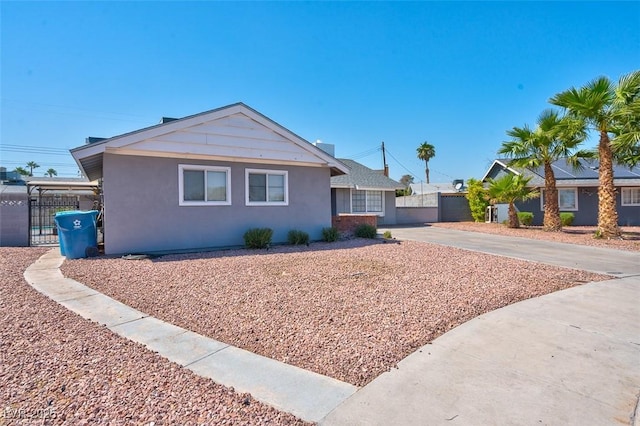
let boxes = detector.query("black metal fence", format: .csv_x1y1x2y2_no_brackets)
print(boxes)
29,196,79,245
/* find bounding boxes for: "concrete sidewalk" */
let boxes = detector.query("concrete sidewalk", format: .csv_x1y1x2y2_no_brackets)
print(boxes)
321,226,640,425
24,249,357,424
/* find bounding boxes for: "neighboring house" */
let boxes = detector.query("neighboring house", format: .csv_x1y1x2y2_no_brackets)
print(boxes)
328,157,404,226
482,159,640,226
71,103,349,255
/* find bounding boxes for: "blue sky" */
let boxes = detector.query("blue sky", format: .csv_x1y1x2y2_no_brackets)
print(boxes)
2,1,639,182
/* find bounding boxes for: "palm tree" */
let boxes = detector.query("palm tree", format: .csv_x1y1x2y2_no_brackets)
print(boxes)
550,70,640,238
499,109,587,231
26,161,40,177
485,174,539,228
46,168,58,177
416,142,436,183
14,166,29,176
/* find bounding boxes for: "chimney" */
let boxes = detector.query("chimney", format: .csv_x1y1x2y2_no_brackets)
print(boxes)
383,165,389,177
313,140,335,157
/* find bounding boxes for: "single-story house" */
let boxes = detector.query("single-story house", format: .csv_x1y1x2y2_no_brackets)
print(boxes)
328,155,404,226
482,158,640,226
71,103,349,255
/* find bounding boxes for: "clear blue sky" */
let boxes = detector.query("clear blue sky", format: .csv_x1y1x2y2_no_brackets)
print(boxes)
2,1,639,182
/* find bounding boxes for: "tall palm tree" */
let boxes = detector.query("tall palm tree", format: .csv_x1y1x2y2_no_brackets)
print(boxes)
485,174,539,228
416,142,436,183
46,168,58,177
499,109,587,231
26,161,40,177
550,70,640,238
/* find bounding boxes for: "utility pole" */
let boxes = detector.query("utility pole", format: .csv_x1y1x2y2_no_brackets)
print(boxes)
381,141,389,177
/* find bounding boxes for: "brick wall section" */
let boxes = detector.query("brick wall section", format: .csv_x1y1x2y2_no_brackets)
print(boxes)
331,214,378,235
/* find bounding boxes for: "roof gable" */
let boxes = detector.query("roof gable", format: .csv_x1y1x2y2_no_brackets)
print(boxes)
71,103,348,181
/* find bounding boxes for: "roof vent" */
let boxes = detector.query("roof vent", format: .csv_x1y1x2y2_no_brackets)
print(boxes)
161,117,179,124
85,137,107,145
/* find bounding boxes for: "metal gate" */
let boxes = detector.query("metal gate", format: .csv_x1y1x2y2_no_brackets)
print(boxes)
30,196,79,245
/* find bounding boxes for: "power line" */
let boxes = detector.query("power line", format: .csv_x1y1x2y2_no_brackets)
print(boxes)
384,148,421,179
1,144,70,152
386,147,457,182
343,146,381,161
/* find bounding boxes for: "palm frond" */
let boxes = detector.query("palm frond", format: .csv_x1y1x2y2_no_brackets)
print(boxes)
615,70,640,103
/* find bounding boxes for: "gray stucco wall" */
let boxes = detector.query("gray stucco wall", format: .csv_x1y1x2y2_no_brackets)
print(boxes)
0,187,29,246
378,191,397,225
396,207,438,224
102,154,332,254
516,186,639,226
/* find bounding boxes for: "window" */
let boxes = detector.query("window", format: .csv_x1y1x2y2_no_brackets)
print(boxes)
245,169,288,205
352,190,383,214
179,165,231,206
541,188,578,211
622,187,640,206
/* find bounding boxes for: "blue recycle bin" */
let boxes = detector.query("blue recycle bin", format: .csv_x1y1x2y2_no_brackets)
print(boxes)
55,210,99,259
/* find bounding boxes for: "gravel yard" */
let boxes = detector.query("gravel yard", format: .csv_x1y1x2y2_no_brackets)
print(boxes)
1,248,308,425
5,223,627,423
61,235,611,387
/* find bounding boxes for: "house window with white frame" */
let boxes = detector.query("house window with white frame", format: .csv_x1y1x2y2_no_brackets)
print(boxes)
621,187,640,206
178,165,231,206
352,190,383,214
246,169,288,205
541,187,578,211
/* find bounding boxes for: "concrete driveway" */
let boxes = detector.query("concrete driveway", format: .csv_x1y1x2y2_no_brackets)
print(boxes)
321,225,640,426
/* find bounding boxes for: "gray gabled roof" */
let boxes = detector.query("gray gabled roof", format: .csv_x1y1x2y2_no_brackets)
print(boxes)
484,158,640,187
331,159,404,190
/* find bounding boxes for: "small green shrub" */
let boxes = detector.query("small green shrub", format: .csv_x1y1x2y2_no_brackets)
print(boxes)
243,227,273,249
383,230,392,239
321,226,339,242
517,212,534,226
287,229,310,245
354,223,377,239
560,212,574,226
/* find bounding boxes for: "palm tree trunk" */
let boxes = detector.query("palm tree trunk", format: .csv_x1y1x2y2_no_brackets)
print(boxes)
597,131,621,238
425,161,430,184
543,162,562,231
508,202,519,228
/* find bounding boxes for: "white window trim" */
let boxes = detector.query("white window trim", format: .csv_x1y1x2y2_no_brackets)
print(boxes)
245,168,289,206
350,189,385,216
178,164,232,206
621,187,640,206
540,187,578,211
